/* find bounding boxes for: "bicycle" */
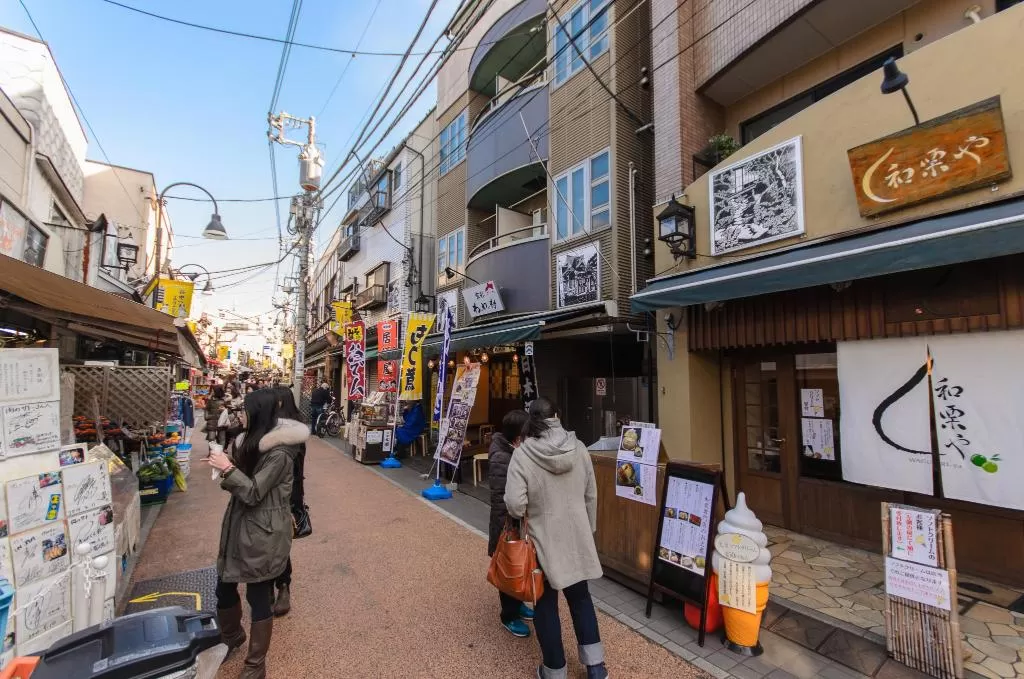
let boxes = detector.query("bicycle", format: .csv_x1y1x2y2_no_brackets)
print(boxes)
314,395,343,438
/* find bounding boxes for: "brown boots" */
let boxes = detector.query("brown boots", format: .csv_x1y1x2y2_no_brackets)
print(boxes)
240,618,273,679
217,603,247,653
272,585,290,617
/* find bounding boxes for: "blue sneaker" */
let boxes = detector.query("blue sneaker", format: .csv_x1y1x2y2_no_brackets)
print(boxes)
502,619,531,638
519,603,534,621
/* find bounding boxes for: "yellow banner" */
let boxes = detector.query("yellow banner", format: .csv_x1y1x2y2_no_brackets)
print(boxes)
282,343,294,360
399,312,435,401
217,345,230,361
331,300,353,336
154,278,194,318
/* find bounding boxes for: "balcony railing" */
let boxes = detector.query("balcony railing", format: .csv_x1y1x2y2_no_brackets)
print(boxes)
468,223,548,262
354,284,388,310
471,70,547,135
337,231,360,262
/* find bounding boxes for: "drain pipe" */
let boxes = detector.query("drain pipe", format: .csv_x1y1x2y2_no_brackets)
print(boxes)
400,141,427,300
628,162,638,295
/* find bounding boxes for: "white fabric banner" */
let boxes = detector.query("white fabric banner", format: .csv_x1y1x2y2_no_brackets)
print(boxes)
928,330,1024,511
838,338,933,494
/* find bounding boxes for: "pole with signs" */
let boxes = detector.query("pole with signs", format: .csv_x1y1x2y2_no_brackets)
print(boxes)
422,307,454,500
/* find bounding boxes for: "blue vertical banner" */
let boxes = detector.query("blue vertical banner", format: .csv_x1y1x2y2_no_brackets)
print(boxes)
432,306,454,423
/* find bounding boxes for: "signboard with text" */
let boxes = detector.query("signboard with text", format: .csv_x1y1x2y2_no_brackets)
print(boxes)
461,280,504,318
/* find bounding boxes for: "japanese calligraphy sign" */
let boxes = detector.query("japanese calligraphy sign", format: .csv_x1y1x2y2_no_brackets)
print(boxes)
461,280,505,319
432,306,454,423
848,96,1011,217
399,312,435,401
331,301,353,336
376,320,400,353
150,279,194,318
884,557,951,611
889,504,939,567
377,360,398,393
343,321,366,402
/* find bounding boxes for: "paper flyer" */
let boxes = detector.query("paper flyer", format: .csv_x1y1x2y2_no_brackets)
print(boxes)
7,472,65,534
800,388,824,417
718,560,757,614
11,522,69,588
616,426,662,466
0,349,59,405
614,461,657,505
2,401,61,457
800,417,835,460
889,505,939,567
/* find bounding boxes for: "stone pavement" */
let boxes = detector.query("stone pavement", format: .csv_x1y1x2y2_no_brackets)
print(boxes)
130,431,708,678
329,439,934,679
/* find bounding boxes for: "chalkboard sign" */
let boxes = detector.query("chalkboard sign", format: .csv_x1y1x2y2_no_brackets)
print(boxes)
645,462,728,646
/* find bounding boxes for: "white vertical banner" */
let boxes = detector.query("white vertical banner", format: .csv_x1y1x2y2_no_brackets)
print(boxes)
838,337,933,494
928,330,1024,511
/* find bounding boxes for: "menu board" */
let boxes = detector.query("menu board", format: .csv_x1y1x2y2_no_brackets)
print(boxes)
657,475,715,576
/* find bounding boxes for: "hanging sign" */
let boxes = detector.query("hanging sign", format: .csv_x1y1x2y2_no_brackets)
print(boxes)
331,301,353,336
432,307,454,423
149,278,194,318
519,352,539,410
462,280,504,318
376,319,400,353
847,96,1011,217
344,321,366,402
399,312,435,401
595,378,607,396
377,360,398,393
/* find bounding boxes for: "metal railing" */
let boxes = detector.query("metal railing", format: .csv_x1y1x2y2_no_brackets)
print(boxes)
354,284,388,310
468,223,548,261
337,231,361,261
471,70,548,136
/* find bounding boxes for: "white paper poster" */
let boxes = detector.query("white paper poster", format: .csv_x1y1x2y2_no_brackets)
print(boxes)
616,426,662,466
614,461,656,505
11,522,69,587
885,556,951,610
382,430,393,452
68,505,114,562
928,330,1024,511
61,462,112,516
0,349,59,405
800,418,835,460
365,430,383,445
1,401,61,457
6,473,64,534
15,572,71,646
800,389,824,417
718,559,757,614
838,338,933,494
889,505,939,567
657,477,714,575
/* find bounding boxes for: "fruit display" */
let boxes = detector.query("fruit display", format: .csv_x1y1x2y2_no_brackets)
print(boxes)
72,415,123,442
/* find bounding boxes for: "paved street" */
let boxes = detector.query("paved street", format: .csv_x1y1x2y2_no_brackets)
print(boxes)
132,432,708,678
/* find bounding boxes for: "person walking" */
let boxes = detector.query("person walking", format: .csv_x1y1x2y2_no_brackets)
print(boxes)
504,397,608,679
309,382,331,435
205,385,226,444
270,387,309,617
206,390,309,679
488,408,533,638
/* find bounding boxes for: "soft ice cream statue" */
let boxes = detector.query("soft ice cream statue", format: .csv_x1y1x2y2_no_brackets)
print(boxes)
712,492,772,655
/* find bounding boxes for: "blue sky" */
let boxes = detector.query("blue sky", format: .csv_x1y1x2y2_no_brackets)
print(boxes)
1,0,458,319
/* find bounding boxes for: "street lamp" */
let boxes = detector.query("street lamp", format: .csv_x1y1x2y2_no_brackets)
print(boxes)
444,267,479,284
657,194,697,260
414,294,435,313
879,57,920,126
177,264,215,296
155,182,228,274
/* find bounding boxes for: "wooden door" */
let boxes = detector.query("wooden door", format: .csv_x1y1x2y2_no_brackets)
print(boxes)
732,355,800,529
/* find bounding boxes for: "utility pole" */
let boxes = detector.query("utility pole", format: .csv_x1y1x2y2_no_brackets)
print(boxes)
268,112,324,405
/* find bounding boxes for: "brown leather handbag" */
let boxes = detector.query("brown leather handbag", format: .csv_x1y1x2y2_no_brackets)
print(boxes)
487,516,544,604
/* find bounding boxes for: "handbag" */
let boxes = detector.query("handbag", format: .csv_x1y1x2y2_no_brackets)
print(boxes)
217,408,230,429
486,516,544,604
292,504,312,539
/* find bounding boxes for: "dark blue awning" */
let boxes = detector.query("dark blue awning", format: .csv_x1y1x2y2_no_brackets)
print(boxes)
632,198,1024,312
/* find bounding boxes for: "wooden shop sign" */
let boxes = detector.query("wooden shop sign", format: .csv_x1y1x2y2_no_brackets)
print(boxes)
847,96,1011,217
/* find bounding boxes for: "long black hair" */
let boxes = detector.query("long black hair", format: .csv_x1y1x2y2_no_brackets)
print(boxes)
272,387,304,423
235,389,279,476
522,397,557,439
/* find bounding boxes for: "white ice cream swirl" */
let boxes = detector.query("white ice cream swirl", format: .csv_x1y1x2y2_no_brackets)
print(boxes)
712,492,772,583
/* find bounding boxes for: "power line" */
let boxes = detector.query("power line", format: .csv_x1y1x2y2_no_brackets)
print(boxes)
316,0,384,119
163,194,294,203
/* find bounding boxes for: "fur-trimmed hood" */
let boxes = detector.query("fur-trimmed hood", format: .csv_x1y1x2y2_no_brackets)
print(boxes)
258,418,310,453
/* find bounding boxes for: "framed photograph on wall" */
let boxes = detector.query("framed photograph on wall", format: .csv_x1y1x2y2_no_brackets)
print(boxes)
709,136,805,256
556,242,600,308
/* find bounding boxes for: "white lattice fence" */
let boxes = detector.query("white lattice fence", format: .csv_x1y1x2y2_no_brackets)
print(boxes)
62,366,172,426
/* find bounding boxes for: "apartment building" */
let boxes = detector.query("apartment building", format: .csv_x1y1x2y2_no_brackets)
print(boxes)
636,0,1024,608
429,0,656,441
305,112,437,398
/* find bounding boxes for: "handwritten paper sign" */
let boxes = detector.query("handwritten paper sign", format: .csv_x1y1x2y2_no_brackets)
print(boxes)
15,572,71,647
68,505,114,562
800,389,824,417
890,505,939,567
0,349,59,405
2,401,61,457
718,559,757,614
800,417,835,460
6,473,64,534
11,522,69,587
885,556,951,610
714,533,760,563
61,462,112,516
847,96,1011,217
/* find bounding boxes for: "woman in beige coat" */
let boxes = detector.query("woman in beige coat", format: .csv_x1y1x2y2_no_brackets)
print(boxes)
505,397,608,679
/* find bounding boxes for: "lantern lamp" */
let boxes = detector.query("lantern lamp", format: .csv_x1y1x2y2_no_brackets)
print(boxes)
657,195,696,260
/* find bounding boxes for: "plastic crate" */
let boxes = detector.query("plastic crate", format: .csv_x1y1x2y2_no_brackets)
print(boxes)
139,476,173,505
0,578,13,652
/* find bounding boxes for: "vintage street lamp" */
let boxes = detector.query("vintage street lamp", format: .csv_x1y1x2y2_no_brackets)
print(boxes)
177,263,215,296
880,57,920,126
657,195,696,260
115,239,139,272
414,293,435,313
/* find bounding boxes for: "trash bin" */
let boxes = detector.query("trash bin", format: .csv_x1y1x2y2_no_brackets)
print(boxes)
27,607,221,679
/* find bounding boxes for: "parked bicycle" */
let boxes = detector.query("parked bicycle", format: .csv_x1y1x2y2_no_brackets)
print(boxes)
315,395,343,438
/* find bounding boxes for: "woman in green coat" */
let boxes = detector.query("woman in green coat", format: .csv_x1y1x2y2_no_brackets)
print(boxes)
206,389,308,679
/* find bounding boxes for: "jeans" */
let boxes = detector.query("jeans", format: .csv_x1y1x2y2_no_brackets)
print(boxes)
276,559,292,588
310,405,324,433
499,591,521,624
533,580,603,671
216,578,275,622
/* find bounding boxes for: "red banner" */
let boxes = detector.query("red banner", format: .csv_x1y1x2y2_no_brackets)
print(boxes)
344,321,366,402
377,319,400,352
378,360,398,393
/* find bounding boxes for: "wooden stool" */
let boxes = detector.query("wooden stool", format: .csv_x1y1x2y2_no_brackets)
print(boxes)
472,452,489,486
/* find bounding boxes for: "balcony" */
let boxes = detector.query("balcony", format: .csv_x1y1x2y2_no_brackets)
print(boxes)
467,81,548,209
354,284,388,310
337,231,360,262
469,0,547,97
465,224,550,316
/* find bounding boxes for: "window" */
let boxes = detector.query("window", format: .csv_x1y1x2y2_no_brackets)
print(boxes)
740,46,903,143
393,162,402,191
437,228,465,282
23,223,47,267
0,200,46,266
439,110,468,175
796,353,843,482
553,0,611,86
366,262,390,288
49,201,70,228
553,149,610,242
375,175,389,209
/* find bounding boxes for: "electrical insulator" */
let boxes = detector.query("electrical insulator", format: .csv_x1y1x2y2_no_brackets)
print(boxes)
299,144,324,192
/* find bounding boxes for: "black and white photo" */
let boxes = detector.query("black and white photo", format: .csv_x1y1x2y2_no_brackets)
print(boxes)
556,243,600,307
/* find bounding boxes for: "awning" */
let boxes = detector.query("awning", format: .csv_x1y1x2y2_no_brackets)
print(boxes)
0,253,182,355
632,198,1024,312
422,301,613,355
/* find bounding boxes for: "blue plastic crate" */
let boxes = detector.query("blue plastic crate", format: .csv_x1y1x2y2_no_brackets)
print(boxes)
139,475,174,505
0,577,13,650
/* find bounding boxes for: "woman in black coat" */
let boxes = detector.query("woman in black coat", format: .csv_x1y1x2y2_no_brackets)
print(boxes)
488,408,531,637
